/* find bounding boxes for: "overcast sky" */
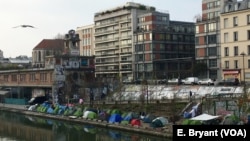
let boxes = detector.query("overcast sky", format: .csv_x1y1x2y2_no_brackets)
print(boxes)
0,0,201,58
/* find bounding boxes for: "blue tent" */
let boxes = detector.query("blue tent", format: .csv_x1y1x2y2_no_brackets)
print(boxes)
142,114,156,123
123,112,139,121
109,114,123,123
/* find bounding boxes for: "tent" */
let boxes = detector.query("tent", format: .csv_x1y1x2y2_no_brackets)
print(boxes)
28,104,38,111
109,114,123,123
111,109,121,115
123,112,138,121
73,108,83,117
97,111,110,121
130,119,141,126
221,114,240,125
191,113,220,121
84,107,98,114
151,117,168,127
83,111,97,119
63,106,76,116
142,114,156,123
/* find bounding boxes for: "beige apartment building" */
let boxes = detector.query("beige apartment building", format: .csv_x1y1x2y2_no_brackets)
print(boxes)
76,24,95,56
220,0,250,83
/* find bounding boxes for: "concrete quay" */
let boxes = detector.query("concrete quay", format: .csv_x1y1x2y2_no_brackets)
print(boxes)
0,103,173,139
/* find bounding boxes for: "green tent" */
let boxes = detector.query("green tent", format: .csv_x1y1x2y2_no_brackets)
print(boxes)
83,111,97,119
73,108,83,117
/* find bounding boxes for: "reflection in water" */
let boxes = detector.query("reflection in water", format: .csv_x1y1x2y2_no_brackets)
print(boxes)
0,111,170,141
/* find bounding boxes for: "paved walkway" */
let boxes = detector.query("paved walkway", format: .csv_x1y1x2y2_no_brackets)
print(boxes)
0,103,27,110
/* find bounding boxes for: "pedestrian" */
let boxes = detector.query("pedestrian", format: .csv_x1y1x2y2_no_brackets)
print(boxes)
189,91,192,102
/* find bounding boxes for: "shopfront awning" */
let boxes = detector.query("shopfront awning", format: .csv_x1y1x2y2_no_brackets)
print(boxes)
223,71,239,74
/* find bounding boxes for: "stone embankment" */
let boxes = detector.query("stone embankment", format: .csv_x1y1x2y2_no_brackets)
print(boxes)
0,104,173,139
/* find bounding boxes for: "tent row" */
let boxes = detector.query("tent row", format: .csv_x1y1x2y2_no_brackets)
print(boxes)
28,102,168,128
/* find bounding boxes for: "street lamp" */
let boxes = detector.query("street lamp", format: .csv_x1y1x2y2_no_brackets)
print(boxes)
240,52,246,86
240,51,247,116
177,37,181,85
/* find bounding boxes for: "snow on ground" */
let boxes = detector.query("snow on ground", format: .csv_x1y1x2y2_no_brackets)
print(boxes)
112,85,245,101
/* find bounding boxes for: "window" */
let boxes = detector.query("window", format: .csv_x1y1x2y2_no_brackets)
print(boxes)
224,47,229,56
248,30,250,40
208,35,216,44
20,74,26,82
195,37,199,45
224,18,228,28
195,25,199,34
234,46,238,56
233,17,238,26
40,73,47,82
233,31,238,41
224,33,228,43
234,60,238,68
248,45,250,55
209,59,217,67
208,22,216,32
225,61,229,69
208,47,217,56
248,59,250,68
4,75,8,82
247,15,250,24
11,74,17,82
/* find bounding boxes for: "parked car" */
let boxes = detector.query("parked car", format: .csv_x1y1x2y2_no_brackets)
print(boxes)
198,78,214,86
134,79,143,84
167,78,179,84
182,77,199,85
122,79,134,84
218,78,240,86
158,79,167,84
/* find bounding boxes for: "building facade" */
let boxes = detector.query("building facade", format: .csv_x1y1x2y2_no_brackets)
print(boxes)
220,0,250,83
76,24,95,56
195,0,231,80
93,2,195,82
32,39,64,68
134,12,195,81
0,30,96,105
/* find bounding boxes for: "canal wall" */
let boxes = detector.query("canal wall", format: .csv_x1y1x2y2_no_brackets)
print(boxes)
0,104,173,139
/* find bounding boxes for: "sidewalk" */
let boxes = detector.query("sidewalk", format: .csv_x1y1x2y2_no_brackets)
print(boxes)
0,103,27,110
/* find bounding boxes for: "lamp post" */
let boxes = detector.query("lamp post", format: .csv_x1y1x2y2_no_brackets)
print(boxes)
177,37,181,85
240,52,246,98
240,52,246,85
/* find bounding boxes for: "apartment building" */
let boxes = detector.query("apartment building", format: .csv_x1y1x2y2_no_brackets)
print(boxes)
94,2,195,82
76,24,95,56
135,13,195,81
195,0,233,80
220,0,250,82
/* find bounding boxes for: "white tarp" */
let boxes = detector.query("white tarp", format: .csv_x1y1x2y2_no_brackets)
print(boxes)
191,113,220,121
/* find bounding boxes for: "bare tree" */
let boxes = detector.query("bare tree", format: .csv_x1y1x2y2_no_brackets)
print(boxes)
54,33,65,39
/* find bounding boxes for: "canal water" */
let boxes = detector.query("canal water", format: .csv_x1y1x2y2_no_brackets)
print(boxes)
0,111,170,141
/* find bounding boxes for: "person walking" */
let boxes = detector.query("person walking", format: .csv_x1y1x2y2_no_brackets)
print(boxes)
189,91,192,102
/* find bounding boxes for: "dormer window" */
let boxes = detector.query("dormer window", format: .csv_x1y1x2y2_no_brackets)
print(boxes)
234,3,238,10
